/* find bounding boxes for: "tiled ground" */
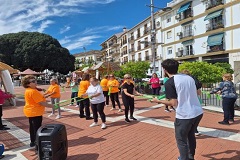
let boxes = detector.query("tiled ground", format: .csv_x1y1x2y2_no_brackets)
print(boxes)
0,85,240,160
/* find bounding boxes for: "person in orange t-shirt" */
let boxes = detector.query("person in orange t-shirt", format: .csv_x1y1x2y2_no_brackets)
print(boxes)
100,75,109,107
78,73,93,120
22,75,54,148
44,78,61,119
107,74,122,112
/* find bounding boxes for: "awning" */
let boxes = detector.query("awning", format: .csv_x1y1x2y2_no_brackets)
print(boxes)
204,9,223,21
177,2,191,14
207,33,224,46
182,39,194,45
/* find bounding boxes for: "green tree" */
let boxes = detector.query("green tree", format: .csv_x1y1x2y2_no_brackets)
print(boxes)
0,31,75,74
115,61,150,78
213,62,234,74
179,61,226,83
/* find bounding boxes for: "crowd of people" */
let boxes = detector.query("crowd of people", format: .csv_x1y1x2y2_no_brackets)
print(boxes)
0,58,238,160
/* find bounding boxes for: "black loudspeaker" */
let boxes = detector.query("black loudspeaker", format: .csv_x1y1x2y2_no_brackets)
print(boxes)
36,124,68,160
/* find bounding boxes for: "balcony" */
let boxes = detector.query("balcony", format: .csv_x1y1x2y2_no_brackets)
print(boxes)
129,48,135,53
177,9,193,21
145,55,153,61
137,33,141,38
178,29,193,39
122,40,127,45
206,0,224,10
143,28,149,35
131,57,135,61
206,20,224,32
128,36,134,42
138,58,142,61
137,45,141,50
144,44,149,48
207,44,224,52
122,50,128,56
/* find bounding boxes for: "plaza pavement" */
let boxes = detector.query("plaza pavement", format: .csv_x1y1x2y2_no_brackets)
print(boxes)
0,85,240,160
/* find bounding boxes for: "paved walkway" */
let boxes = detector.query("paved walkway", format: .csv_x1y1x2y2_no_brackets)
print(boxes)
1,86,240,160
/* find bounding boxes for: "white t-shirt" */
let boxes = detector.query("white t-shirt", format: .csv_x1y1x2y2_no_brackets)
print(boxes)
86,84,105,104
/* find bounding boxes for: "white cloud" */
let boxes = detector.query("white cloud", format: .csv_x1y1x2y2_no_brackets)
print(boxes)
60,26,71,34
82,25,125,35
38,20,54,33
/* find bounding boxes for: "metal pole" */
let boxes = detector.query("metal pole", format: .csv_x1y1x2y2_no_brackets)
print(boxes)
150,0,156,73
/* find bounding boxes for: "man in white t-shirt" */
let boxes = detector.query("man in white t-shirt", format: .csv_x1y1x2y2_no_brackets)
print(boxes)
152,59,203,160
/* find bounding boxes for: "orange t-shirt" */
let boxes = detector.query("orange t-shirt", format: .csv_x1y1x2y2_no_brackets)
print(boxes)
78,80,90,98
24,88,46,117
107,79,119,93
46,84,60,98
100,78,109,91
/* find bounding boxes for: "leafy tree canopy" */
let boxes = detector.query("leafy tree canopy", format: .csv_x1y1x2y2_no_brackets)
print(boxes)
114,61,150,79
179,61,227,83
0,31,75,74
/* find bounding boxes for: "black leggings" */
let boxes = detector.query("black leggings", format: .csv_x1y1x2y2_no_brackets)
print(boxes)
79,98,90,117
91,102,106,123
103,91,109,105
29,116,42,144
110,92,121,109
122,97,134,118
70,92,78,104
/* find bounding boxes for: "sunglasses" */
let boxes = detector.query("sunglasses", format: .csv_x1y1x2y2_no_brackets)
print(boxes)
125,77,131,79
29,80,36,83
109,76,114,77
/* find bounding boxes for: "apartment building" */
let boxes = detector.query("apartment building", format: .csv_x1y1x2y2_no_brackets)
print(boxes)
100,0,240,80
73,50,102,69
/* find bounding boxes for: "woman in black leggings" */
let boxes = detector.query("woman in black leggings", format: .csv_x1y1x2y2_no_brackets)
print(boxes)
121,74,142,123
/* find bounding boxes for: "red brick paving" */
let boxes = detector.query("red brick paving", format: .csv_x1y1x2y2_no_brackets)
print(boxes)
0,86,239,160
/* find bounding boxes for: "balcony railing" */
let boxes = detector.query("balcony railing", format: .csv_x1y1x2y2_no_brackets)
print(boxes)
129,48,135,53
178,9,193,21
144,44,149,48
206,20,224,31
207,44,224,52
131,58,135,61
122,50,128,55
183,50,194,56
128,36,134,41
138,58,142,61
206,0,224,10
145,55,153,61
122,40,127,45
137,33,141,38
179,29,193,39
137,45,141,50
143,28,149,35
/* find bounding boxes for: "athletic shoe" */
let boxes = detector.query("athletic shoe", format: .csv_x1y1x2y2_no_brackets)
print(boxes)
48,113,54,117
229,119,234,122
130,117,137,121
75,105,79,108
0,126,10,130
170,107,175,111
165,108,171,112
55,115,61,119
125,119,130,123
89,122,98,127
86,117,94,120
106,105,110,107
118,109,123,112
110,108,116,111
218,121,230,125
79,115,86,118
101,123,107,129
195,132,200,136
30,142,35,147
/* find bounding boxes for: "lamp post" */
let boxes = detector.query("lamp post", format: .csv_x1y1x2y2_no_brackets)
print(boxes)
147,0,172,73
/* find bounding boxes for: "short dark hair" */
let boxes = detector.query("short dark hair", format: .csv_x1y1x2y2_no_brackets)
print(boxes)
161,59,179,74
82,73,90,81
21,75,35,88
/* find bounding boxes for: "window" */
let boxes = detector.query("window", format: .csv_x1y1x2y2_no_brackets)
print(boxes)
185,45,193,55
166,14,171,23
167,47,173,55
167,31,172,39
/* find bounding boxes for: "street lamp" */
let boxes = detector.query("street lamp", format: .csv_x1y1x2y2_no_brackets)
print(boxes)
146,0,172,73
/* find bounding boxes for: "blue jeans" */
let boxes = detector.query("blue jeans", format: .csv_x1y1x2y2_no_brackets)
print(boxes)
152,87,160,95
222,98,236,122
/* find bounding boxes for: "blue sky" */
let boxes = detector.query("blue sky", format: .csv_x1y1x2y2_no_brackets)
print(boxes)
0,0,171,54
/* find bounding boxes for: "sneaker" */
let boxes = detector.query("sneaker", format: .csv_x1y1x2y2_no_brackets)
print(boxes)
89,122,98,127
125,119,130,123
195,132,200,136
101,123,107,129
75,105,79,108
170,107,175,111
86,117,94,120
55,115,61,119
130,117,137,121
218,121,230,125
229,119,234,122
106,105,110,107
110,108,116,111
30,142,35,147
0,126,10,130
118,109,123,112
165,108,171,112
79,115,86,118
48,113,54,117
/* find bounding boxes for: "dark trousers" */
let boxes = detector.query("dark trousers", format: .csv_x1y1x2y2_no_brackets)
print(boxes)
0,105,3,127
103,91,109,105
91,102,106,123
79,98,90,117
110,92,121,109
122,96,134,118
70,92,78,104
222,98,236,122
152,87,160,95
29,116,42,144
175,114,203,160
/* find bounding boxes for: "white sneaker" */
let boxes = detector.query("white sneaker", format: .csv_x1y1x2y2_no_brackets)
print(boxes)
48,113,54,117
118,109,123,112
55,115,61,119
75,105,79,108
110,108,115,111
89,122,98,127
106,105,110,107
68,104,73,106
101,123,107,129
